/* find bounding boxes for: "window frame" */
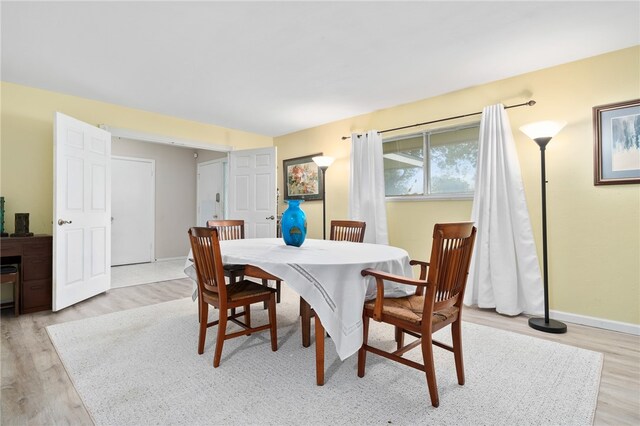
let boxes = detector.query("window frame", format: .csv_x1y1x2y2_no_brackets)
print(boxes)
383,122,480,202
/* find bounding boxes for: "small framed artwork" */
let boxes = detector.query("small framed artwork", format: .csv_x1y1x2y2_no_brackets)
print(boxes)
283,153,323,201
593,99,640,185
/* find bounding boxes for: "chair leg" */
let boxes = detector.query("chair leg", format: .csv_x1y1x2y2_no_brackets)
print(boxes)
452,319,465,385
395,326,404,350
275,280,281,303
262,279,269,309
229,272,241,317
300,298,312,348
244,304,251,335
357,315,370,378
268,294,278,351
197,295,201,324
198,302,208,355
421,334,440,408
213,311,228,368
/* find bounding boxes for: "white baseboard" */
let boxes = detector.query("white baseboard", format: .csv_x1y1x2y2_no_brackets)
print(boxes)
550,309,640,336
154,256,186,262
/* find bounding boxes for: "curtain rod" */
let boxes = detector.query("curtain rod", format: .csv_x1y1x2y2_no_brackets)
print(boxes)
341,100,536,140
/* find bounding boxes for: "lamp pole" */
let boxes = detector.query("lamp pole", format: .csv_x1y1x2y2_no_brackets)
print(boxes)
312,155,335,240
319,166,328,240
520,121,567,334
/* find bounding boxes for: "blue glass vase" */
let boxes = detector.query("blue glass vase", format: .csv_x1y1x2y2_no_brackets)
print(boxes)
281,200,307,247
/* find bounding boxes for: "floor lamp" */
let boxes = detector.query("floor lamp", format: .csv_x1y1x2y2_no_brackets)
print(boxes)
520,121,568,334
312,155,335,240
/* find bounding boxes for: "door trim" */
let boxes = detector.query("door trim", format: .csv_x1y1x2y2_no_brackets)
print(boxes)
100,125,233,152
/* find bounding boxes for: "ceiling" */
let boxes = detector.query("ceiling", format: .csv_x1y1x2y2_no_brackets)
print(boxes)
2,1,639,137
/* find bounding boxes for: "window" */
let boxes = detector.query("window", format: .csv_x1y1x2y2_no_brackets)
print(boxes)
383,124,479,199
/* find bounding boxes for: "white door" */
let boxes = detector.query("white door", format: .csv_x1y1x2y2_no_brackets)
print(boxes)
53,112,111,311
197,160,225,226
111,156,155,266
228,147,277,237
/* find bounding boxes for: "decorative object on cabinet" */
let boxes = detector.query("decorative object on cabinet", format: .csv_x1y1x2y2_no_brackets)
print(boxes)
283,153,323,201
593,99,640,185
11,212,34,237
0,197,7,237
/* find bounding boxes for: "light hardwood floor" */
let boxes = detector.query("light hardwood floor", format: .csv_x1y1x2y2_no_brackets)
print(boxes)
1,278,639,425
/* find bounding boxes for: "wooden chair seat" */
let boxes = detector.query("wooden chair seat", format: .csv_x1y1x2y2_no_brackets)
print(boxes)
363,297,459,326
201,280,276,304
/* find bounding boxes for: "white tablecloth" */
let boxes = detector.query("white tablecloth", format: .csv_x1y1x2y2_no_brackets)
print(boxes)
184,238,413,360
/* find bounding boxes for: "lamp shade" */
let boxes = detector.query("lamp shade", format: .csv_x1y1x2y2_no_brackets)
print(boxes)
312,155,335,168
519,121,567,141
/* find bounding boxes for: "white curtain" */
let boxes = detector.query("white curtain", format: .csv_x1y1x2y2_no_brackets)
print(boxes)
349,130,389,244
464,104,544,316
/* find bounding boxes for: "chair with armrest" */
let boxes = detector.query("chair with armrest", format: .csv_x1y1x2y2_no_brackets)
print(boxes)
300,220,366,347
188,227,278,367
358,222,476,407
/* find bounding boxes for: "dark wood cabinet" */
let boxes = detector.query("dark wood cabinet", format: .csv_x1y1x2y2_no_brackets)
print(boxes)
1,235,52,314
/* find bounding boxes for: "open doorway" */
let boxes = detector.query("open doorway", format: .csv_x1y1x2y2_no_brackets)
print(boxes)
107,130,229,288
196,158,227,227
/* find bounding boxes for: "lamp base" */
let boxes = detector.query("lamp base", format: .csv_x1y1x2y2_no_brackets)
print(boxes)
528,317,567,334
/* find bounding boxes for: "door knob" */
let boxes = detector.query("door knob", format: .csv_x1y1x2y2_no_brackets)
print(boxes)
266,215,275,220
57,219,72,226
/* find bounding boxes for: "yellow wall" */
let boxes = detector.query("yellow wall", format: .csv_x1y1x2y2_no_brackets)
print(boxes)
274,47,640,325
2,48,638,325
0,82,273,235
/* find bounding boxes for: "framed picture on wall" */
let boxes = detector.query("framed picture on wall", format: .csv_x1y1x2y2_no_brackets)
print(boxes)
593,99,640,185
283,153,323,201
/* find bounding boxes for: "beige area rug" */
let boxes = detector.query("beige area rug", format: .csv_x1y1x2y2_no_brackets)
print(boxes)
47,287,602,425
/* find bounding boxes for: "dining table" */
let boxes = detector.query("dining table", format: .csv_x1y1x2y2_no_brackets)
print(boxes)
184,237,414,385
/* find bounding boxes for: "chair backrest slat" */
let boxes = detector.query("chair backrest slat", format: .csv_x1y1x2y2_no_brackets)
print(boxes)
189,227,227,301
330,220,366,242
206,220,245,241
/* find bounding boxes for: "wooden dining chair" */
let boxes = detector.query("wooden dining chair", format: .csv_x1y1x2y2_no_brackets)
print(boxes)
188,227,278,367
207,219,282,306
300,220,366,347
358,222,476,407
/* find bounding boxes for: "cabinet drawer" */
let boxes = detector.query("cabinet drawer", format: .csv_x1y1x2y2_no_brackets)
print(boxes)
0,241,22,257
23,256,52,281
22,240,52,257
21,278,52,311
